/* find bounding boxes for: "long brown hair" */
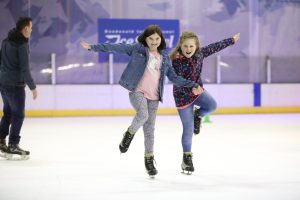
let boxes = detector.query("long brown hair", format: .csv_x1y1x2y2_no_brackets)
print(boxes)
137,24,166,52
169,31,200,60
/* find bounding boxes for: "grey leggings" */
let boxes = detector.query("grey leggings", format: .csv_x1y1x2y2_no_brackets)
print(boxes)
128,92,159,154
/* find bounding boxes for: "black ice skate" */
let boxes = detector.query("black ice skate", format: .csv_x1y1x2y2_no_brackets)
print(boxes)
181,153,194,175
0,139,8,158
144,154,157,178
119,130,135,153
194,108,202,135
6,144,30,160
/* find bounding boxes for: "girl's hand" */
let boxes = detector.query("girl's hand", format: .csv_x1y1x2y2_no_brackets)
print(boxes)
233,33,240,43
192,86,204,95
80,41,91,49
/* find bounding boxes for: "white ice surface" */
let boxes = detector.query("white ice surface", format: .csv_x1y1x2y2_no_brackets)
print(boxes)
0,114,300,200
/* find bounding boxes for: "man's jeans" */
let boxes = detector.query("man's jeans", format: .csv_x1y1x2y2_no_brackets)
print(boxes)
0,85,25,144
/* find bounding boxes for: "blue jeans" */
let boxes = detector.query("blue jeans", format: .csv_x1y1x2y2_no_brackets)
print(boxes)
0,85,25,144
177,90,217,152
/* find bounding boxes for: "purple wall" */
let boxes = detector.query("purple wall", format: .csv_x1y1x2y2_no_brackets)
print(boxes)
1,0,299,84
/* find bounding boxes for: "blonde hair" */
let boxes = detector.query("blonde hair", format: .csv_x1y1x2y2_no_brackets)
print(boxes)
169,31,201,60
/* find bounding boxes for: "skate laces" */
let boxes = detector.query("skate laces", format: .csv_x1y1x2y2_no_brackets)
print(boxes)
145,156,156,170
122,132,134,147
195,116,201,125
9,144,28,153
8,144,18,152
194,109,201,134
184,154,193,166
194,110,201,125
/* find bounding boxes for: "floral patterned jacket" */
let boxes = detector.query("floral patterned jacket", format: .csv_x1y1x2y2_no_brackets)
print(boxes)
172,38,234,108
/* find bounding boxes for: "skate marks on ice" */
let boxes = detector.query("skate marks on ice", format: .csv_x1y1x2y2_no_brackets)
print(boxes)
0,115,299,200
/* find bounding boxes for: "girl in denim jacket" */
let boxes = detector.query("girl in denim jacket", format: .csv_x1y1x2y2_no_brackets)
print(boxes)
81,25,201,177
169,32,240,174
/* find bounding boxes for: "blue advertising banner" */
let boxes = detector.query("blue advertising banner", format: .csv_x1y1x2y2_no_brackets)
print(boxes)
98,18,179,62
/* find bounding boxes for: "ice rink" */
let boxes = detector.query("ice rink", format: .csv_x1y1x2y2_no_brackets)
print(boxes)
0,114,300,200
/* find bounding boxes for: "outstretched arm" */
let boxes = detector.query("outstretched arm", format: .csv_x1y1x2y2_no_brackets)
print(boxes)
80,41,137,56
201,32,240,58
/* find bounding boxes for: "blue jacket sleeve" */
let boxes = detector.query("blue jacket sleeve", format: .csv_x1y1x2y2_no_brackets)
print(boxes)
166,59,199,88
89,43,140,56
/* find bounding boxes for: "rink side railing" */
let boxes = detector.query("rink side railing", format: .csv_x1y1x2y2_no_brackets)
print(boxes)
1,83,300,117
50,53,275,85
1,54,300,117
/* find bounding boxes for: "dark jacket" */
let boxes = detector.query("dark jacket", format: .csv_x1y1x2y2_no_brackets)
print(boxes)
90,43,199,102
0,28,36,90
172,38,234,107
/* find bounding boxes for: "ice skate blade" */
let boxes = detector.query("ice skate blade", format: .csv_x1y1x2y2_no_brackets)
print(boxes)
147,171,157,179
148,175,155,179
5,153,30,161
181,170,193,175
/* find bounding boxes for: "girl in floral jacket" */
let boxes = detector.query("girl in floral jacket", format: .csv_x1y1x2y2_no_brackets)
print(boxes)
169,32,240,174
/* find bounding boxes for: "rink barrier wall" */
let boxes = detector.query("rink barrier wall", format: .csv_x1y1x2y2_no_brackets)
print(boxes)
0,84,299,117
18,106,300,117
1,107,300,117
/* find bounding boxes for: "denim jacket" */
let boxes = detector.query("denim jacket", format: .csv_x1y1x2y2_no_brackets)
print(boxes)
90,43,199,102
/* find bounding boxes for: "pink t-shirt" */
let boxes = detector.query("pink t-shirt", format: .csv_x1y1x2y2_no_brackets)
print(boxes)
136,51,162,100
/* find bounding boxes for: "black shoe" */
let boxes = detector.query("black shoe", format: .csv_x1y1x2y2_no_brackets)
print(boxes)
119,130,135,153
194,108,202,135
0,139,8,154
145,155,157,177
8,144,30,155
181,153,194,173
